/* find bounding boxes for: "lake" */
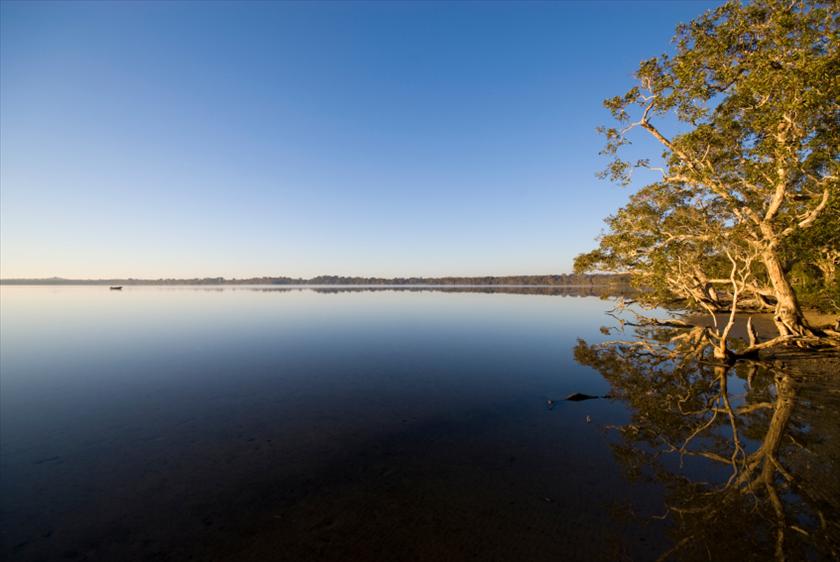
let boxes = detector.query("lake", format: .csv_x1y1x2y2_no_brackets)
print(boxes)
1,286,837,561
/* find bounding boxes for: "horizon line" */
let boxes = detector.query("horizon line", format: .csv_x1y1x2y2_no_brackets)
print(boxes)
1,272,623,283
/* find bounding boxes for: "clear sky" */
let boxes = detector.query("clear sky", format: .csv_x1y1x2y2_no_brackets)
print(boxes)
0,0,717,279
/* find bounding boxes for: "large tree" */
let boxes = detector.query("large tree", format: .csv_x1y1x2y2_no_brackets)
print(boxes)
577,0,838,337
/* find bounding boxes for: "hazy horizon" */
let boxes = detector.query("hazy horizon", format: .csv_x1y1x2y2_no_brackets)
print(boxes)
1,1,715,279
0,271,620,281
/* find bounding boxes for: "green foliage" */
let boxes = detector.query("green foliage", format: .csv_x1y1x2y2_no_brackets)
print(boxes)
785,192,840,310
579,0,839,318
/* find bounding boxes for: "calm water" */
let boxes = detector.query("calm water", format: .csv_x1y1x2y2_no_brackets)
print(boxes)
1,286,837,561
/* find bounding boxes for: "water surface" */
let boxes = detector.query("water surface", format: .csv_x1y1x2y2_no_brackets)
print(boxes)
1,286,836,561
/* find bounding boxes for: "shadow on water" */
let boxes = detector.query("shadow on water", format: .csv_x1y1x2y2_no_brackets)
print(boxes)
575,322,840,561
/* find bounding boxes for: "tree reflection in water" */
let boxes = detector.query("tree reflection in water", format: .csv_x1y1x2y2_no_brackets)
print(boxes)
575,321,840,561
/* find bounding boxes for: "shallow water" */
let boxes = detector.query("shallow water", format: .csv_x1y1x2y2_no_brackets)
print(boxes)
1,286,836,561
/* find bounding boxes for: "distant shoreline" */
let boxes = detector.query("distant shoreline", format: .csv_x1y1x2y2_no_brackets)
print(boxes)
0,274,630,287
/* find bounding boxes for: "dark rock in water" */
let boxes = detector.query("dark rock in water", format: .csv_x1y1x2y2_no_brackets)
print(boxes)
565,392,600,402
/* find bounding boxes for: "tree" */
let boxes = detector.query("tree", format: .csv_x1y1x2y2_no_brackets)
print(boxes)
782,191,840,310
577,0,839,338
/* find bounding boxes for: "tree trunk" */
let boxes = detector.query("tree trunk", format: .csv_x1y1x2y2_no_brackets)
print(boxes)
762,249,811,337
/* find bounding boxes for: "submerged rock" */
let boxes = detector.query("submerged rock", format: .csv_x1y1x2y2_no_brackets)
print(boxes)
565,392,600,402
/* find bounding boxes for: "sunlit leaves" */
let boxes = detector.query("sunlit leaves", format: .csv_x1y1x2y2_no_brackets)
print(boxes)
583,0,839,319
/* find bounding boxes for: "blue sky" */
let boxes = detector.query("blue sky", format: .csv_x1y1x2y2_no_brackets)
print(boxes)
0,0,717,279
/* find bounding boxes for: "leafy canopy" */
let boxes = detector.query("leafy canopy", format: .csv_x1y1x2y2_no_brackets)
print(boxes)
578,0,839,314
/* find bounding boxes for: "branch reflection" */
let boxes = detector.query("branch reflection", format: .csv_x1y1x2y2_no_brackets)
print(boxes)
575,325,840,561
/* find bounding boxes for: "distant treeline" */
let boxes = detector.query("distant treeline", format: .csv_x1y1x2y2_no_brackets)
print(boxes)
1,274,630,286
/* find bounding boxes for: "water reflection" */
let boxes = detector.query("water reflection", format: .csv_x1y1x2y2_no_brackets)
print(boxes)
0,287,628,562
230,285,632,297
2,286,834,561
575,324,840,561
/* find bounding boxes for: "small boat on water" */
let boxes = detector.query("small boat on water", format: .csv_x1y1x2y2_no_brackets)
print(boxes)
110,286,123,290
